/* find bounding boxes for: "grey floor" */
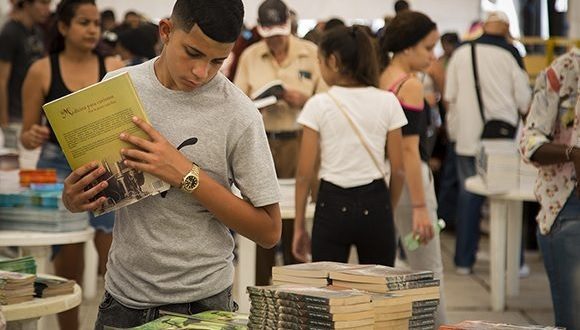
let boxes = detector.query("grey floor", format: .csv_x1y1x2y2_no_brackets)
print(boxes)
41,231,554,329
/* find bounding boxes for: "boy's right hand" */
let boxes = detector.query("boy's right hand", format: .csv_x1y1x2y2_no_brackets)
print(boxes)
62,161,108,213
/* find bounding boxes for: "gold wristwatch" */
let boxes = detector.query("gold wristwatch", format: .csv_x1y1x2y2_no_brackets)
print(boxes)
180,163,200,193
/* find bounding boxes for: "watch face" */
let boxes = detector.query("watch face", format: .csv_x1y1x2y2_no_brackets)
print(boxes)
184,175,198,190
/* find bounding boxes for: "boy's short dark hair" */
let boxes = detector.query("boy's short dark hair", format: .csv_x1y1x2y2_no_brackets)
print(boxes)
171,0,244,43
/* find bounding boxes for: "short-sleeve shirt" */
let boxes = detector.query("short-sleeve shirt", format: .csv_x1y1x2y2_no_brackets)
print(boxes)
298,86,407,188
0,20,45,122
234,36,325,132
103,58,280,308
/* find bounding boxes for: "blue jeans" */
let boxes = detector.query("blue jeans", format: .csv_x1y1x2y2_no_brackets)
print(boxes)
454,155,485,268
537,192,580,329
437,142,458,228
94,286,236,329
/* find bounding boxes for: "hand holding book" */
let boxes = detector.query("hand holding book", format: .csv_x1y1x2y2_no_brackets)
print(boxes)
119,116,193,188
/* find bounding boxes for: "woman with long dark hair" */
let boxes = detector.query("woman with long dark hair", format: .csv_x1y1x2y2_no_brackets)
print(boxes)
20,0,123,328
379,11,447,325
292,26,406,266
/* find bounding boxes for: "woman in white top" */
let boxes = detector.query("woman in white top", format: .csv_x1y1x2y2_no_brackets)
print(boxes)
292,26,406,266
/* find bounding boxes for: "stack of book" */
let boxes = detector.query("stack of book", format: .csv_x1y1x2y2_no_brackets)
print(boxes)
0,256,36,274
328,265,440,329
370,293,413,329
34,275,75,298
0,183,88,232
247,284,375,329
476,140,520,192
0,270,35,305
272,261,366,286
130,310,249,329
19,169,57,187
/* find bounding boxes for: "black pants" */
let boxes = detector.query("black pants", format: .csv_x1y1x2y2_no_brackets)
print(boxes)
312,179,396,266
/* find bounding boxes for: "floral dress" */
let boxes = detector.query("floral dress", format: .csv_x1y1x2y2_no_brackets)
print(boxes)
520,48,580,234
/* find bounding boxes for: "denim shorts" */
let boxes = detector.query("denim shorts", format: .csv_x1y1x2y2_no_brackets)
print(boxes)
94,286,237,329
37,142,115,233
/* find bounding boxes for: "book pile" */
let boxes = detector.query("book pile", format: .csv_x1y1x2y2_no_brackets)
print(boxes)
440,320,563,329
129,310,249,329
34,275,75,298
0,183,89,232
247,284,375,329
19,169,57,187
476,140,519,192
328,265,440,329
272,261,366,286
0,256,36,274
0,270,35,305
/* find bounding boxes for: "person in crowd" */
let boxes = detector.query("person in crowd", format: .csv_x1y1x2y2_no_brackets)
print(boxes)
115,25,157,66
100,9,116,32
520,48,580,330
121,10,140,30
394,0,410,15
234,0,325,285
323,17,345,32
435,31,461,230
225,25,261,81
0,0,50,162
445,11,531,275
292,25,406,266
58,0,281,327
19,0,124,328
303,21,324,45
379,10,447,326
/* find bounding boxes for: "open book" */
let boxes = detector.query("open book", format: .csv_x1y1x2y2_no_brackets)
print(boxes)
251,80,284,109
43,72,170,216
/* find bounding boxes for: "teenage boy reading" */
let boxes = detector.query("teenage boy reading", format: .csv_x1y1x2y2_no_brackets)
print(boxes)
60,0,282,328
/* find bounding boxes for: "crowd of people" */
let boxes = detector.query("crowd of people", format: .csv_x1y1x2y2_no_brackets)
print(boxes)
0,0,578,329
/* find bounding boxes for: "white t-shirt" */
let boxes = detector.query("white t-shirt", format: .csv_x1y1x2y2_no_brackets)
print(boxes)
445,38,531,156
298,86,407,188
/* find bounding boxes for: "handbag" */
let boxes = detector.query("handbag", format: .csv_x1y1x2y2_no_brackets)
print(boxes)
471,42,517,139
327,92,390,187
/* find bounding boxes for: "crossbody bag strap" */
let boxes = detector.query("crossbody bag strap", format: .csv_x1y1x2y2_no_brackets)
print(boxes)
327,92,389,182
471,41,486,123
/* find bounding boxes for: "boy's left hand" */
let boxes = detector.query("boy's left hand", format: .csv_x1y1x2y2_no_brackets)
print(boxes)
119,116,192,187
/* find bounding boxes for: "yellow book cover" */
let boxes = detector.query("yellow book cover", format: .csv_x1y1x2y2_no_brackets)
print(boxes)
42,72,170,216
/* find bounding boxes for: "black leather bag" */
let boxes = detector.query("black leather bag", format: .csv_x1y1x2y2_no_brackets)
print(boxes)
471,42,517,140
481,120,517,139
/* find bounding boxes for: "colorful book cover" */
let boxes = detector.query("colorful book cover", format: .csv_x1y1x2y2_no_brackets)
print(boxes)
106,315,247,330
43,72,170,216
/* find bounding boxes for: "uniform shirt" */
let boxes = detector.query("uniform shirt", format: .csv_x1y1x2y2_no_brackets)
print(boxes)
234,35,325,132
520,48,580,235
298,86,407,188
445,34,531,156
104,59,280,308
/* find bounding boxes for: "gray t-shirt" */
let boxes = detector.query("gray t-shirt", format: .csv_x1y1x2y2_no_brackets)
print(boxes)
103,59,280,308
